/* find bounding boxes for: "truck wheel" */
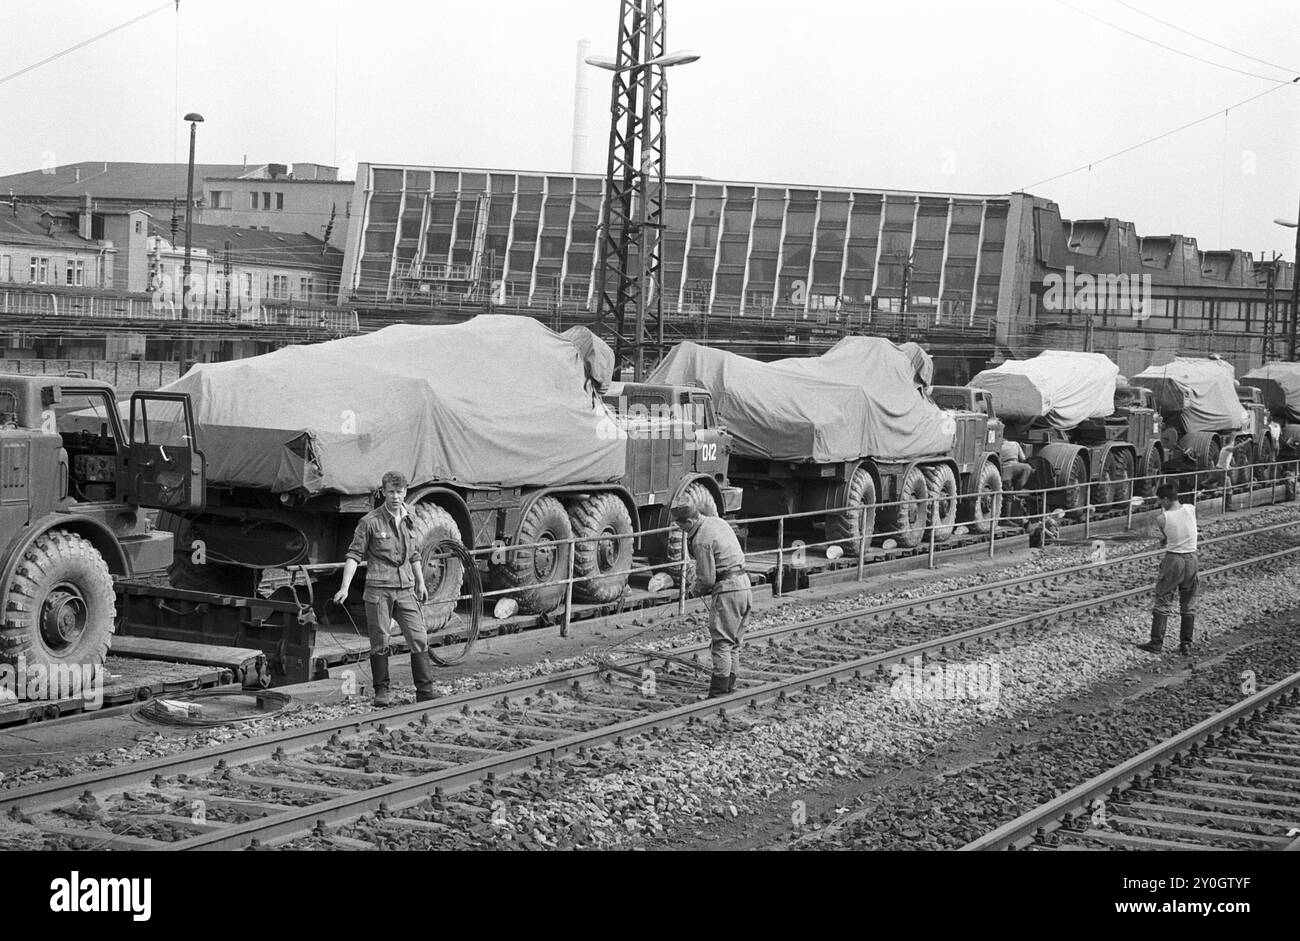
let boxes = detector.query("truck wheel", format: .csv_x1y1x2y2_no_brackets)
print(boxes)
1091,451,1128,510
1055,454,1088,513
1179,432,1220,492
923,464,958,544
409,503,465,631
1255,434,1276,483
491,496,572,615
1228,440,1253,490
570,494,633,604
157,511,256,596
825,466,876,553
1,530,115,673
882,465,929,549
1137,443,1163,497
966,462,1002,535
679,480,719,516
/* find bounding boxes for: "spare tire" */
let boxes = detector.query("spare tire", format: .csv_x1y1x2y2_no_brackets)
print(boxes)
1,530,115,673
881,465,929,549
491,496,573,614
923,464,959,544
409,503,465,631
965,461,1002,535
569,493,633,604
156,511,257,596
825,466,877,552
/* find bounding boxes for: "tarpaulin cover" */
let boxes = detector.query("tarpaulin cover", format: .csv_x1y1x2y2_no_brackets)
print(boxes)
897,342,934,388
646,337,955,463
1132,357,1243,434
1242,363,1300,423
159,315,625,494
561,326,615,391
970,351,1118,428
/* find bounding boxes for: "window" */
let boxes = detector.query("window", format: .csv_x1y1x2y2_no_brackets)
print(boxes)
65,259,84,286
243,273,254,301
0,255,9,280
29,256,50,284
299,276,312,299
262,192,272,210
275,192,284,211
134,220,143,234
272,274,289,298
209,190,231,209
249,193,258,210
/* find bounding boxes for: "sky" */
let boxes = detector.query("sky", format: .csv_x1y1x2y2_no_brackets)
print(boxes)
2,0,1297,258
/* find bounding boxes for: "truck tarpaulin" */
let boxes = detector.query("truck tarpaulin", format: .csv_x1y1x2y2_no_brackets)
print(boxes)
1242,363,1300,423
646,337,955,463
159,315,625,494
970,351,1118,429
1133,357,1243,434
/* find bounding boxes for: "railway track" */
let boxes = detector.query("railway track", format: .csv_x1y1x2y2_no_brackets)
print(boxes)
962,669,1300,851
4,519,1299,851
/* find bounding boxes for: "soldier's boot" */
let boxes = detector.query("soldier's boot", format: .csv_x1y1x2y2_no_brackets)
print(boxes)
726,672,737,694
1178,614,1195,656
705,674,729,699
411,649,436,702
370,654,392,707
1137,612,1167,653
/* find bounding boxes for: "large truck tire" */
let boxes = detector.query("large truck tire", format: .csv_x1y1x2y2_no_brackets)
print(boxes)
1091,450,1130,509
491,496,573,615
569,493,633,604
157,511,257,596
1054,453,1088,513
678,480,719,517
1,530,115,672
964,461,1002,535
1255,433,1276,483
923,464,959,544
409,503,465,631
1136,442,1163,497
1178,432,1220,493
825,466,877,553
881,464,929,549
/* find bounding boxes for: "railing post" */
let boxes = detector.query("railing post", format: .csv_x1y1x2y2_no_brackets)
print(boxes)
856,504,868,582
775,516,785,598
677,542,688,617
989,486,998,559
560,535,575,639
927,494,937,569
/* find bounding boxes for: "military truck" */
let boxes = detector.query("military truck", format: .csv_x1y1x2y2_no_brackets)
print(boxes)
0,374,202,672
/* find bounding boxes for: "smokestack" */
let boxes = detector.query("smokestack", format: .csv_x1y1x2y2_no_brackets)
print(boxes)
571,39,592,174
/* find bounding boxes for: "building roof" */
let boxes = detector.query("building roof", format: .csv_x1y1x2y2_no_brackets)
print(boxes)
0,162,255,200
0,202,100,250
148,220,342,270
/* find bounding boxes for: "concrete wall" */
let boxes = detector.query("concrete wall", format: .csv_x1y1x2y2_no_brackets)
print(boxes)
198,179,353,247
0,359,183,393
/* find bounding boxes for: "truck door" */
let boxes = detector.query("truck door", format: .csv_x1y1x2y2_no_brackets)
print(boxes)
128,392,205,511
687,392,728,476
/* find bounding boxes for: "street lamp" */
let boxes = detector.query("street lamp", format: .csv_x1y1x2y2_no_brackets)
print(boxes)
1276,214,1300,360
182,112,204,316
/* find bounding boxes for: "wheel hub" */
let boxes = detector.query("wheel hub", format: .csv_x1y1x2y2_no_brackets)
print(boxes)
41,586,87,650
596,528,619,571
533,538,558,580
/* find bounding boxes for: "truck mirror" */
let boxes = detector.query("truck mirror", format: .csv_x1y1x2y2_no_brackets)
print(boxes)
41,385,62,406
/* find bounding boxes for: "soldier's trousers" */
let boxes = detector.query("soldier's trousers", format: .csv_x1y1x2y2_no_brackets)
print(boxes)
708,574,752,676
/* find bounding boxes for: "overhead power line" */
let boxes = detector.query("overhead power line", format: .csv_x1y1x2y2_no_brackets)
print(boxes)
1056,0,1293,83
1112,0,1299,75
1021,78,1298,191
0,1,174,88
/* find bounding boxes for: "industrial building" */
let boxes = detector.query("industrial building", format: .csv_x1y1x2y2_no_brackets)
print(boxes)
339,163,1296,382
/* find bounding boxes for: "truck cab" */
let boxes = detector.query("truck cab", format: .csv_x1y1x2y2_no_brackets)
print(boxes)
929,385,1005,474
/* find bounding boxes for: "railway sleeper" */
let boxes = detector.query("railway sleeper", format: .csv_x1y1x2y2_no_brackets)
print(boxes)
1167,777,1300,804
1149,788,1300,816
1123,801,1297,831
1106,815,1292,847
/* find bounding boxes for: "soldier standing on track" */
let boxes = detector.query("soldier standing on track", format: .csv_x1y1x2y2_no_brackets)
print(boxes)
1138,482,1199,656
333,470,436,706
671,502,752,699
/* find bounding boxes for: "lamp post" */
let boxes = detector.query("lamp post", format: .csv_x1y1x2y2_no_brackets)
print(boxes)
182,112,204,316
588,10,700,379
1275,211,1300,360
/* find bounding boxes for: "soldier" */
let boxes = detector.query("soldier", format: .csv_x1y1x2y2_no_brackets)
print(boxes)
333,471,436,706
1138,482,1198,656
671,502,751,699
999,438,1033,523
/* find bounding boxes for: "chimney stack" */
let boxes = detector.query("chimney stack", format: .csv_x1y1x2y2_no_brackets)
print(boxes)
79,193,92,240
74,167,81,183
571,39,592,174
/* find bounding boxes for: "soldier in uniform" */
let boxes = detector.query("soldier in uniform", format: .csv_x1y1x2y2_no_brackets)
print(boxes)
333,471,435,706
671,502,752,699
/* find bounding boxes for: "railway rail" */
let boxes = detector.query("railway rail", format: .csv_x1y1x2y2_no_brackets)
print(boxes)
4,519,1299,851
962,669,1300,852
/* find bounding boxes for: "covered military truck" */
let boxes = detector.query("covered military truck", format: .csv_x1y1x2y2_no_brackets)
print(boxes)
151,316,738,668
941,351,1160,511
1240,362,1300,467
647,337,1002,550
1132,357,1273,487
